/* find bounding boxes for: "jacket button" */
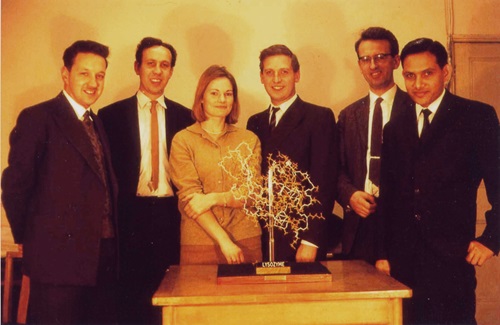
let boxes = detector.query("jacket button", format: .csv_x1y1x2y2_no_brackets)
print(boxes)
414,214,422,221
414,188,420,194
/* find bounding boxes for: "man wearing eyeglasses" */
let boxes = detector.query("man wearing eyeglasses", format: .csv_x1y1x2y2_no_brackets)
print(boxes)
337,27,411,272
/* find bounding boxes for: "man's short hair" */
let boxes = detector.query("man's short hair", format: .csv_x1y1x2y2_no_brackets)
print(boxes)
192,65,240,124
135,37,177,67
63,40,109,69
400,38,449,69
259,44,300,73
354,27,399,56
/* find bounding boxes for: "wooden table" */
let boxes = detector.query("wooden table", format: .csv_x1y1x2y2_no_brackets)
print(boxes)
153,260,412,325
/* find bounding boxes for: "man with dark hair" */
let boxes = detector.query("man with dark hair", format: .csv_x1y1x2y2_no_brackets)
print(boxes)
63,40,110,68
380,37,499,324
337,27,411,269
98,37,193,325
2,40,118,324
247,44,338,262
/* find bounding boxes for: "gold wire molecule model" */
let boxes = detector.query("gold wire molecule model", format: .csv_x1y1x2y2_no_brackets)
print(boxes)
219,142,324,259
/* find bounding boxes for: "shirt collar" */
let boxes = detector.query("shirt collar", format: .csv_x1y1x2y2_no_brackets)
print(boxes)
416,89,446,115
188,122,238,137
136,90,167,110
63,90,89,120
368,84,397,107
269,93,298,114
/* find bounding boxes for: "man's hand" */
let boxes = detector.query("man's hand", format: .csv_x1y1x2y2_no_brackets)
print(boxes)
349,191,377,218
296,244,317,262
466,241,494,266
375,259,391,276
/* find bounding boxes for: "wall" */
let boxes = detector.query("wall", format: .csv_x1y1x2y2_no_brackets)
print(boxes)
451,0,500,36
1,0,451,246
1,0,451,139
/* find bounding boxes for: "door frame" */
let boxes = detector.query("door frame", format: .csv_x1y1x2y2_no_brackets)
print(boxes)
449,34,500,93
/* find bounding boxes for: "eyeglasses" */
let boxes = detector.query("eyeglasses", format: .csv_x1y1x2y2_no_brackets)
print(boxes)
358,53,392,65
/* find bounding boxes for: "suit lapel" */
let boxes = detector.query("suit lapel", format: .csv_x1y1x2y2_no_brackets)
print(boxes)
419,91,456,146
355,96,370,153
392,87,409,119
164,97,188,158
124,96,142,164
165,98,174,157
354,89,408,155
51,93,102,180
91,110,118,189
266,97,306,151
250,109,272,154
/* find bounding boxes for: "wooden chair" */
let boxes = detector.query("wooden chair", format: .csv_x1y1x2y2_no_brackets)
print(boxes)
2,250,30,324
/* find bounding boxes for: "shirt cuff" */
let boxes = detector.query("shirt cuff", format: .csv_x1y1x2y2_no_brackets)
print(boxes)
301,239,318,248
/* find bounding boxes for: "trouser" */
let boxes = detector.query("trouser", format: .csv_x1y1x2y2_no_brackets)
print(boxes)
390,240,476,325
29,239,118,325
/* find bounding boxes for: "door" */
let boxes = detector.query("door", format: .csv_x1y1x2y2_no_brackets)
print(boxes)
451,35,500,325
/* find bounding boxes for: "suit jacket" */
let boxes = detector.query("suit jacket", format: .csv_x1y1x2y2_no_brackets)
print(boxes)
98,95,193,199
379,90,500,261
247,96,338,260
1,92,118,286
337,87,411,255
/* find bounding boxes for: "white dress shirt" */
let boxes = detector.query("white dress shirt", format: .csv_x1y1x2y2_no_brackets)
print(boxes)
415,89,445,136
268,93,298,126
136,91,174,197
364,84,397,194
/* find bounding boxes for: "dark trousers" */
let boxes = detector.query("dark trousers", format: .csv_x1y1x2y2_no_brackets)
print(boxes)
28,239,118,325
346,212,378,265
390,240,476,325
118,196,179,325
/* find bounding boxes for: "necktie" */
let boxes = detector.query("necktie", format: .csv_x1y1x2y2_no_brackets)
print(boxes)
369,97,383,187
150,101,159,191
82,111,114,238
269,106,280,132
419,108,431,138
83,111,106,184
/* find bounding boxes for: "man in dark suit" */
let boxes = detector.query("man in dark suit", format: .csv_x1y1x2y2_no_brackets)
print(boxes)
337,27,411,269
98,37,193,325
380,38,499,325
2,40,118,324
247,44,337,262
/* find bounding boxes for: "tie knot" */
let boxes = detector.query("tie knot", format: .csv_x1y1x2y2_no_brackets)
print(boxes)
83,110,92,124
421,108,431,118
150,100,158,112
271,106,280,113
375,97,383,105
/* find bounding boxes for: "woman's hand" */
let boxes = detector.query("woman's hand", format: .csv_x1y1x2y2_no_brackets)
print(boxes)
220,238,245,264
183,193,214,219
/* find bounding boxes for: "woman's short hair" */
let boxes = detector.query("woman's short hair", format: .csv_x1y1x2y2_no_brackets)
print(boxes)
192,65,240,124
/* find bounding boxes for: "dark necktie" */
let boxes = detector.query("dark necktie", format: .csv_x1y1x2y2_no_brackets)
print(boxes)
369,97,383,187
269,106,280,132
82,111,114,238
150,101,159,191
420,108,431,138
